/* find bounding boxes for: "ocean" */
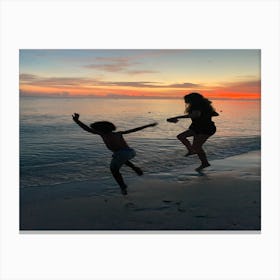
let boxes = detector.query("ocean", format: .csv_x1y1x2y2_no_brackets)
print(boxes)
20,97,261,191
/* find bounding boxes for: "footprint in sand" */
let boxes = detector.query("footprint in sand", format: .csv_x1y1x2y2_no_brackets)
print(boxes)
125,202,136,209
134,206,171,212
162,200,186,212
162,200,182,205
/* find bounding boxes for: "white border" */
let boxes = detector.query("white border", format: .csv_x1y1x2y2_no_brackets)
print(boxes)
1,0,279,280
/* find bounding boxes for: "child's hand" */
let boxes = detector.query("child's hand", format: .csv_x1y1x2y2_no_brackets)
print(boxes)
167,117,178,123
72,113,80,121
149,122,158,127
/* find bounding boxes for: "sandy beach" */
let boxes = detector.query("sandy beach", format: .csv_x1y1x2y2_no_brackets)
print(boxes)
20,150,260,231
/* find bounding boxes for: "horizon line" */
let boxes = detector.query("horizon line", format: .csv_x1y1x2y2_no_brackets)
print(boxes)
20,94,260,101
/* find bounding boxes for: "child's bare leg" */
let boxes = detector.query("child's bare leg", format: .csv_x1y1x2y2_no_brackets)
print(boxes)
192,134,211,171
177,130,196,155
110,167,127,195
125,160,143,176
195,151,210,171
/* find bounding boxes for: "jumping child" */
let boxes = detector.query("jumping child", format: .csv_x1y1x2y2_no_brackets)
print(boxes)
72,113,157,195
167,92,219,172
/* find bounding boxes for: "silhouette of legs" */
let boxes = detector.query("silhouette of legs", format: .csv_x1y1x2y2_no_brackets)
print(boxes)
110,167,127,195
177,129,196,155
110,150,137,195
192,134,211,171
177,130,211,170
125,160,143,175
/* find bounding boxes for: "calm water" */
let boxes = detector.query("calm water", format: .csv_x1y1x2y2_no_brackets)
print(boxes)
20,97,261,189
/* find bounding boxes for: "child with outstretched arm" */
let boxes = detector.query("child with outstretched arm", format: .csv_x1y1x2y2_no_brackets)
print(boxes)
167,92,219,172
72,113,157,195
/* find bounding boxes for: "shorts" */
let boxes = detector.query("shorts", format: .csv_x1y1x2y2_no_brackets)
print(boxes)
110,148,136,171
189,123,216,136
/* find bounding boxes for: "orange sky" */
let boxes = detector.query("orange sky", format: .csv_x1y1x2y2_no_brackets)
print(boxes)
19,84,260,99
20,50,261,99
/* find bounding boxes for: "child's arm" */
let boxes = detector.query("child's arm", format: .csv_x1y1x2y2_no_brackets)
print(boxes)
167,111,201,122
167,110,219,123
167,114,188,121
121,122,158,134
72,113,98,134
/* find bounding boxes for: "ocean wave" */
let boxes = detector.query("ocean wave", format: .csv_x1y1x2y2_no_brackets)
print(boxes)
20,135,260,188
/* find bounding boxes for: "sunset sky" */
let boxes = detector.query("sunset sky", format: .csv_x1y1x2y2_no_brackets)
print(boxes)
19,49,260,99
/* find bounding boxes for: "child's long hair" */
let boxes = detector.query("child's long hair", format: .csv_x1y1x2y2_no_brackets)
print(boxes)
90,121,116,133
184,92,215,114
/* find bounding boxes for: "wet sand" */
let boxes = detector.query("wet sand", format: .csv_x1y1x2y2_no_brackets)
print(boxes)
20,151,261,231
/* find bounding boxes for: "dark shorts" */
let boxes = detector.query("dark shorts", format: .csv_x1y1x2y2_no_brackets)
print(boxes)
189,123,216,136
110,148,136,171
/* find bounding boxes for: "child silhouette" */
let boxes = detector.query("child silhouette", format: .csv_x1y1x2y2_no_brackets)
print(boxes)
167,93,219,171
72,113,157,195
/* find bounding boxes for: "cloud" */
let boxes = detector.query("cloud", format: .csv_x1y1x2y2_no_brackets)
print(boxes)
202,79,261,99
235,75,258,79
106,81,161,88
168,82,200,88
20,73,101,87
217,80,261,93
20,73,201,89
85,63,128,72
126,70,158,75
105,81,200,88
19,73,39,80
85,57,134,72
84,56,158,75
20,90,70,97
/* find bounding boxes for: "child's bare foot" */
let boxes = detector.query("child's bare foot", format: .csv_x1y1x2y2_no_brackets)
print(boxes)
195,163,210,172
120,184,128,195
134,167,143,176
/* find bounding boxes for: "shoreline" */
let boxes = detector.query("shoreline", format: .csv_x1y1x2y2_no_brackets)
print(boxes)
20,150,261,231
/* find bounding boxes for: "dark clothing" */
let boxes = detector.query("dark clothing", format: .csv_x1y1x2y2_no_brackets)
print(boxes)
189,122,216,135
189,103,217,136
